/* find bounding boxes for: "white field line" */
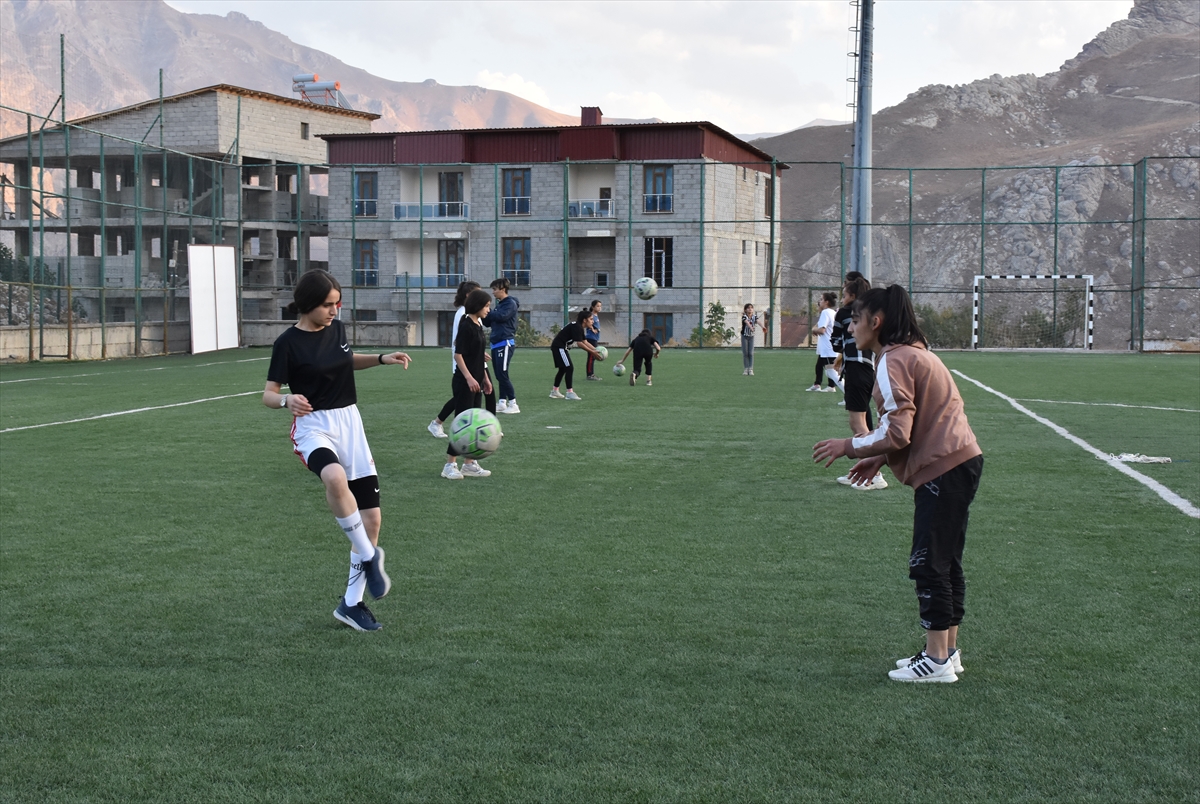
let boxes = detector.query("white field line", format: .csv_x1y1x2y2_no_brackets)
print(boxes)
953,370,1200,519
1014,398,1199,414
0,356,268,385
0,391,260,433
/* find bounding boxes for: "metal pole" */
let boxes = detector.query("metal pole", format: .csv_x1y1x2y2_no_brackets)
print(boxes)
235,95,243,347
99,136,107,358
628,162,634,342
418,164,425,346
26,115,33,362
1053,166,1060,276
134,142,143,356
698,161,705,347
907,168,914,293
980,168,986,279
38,122,46,359
351,165,358,343
562,159,570,325
839,162,846,282
493,163,499,280
160,69,168,354
850,0,874,282
767,158,777,348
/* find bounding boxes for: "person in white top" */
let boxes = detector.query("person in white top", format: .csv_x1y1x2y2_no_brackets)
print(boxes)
806,292,844,393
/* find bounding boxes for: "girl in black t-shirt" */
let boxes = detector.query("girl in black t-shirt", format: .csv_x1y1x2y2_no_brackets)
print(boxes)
616,329,662,386
263,270,412,632
442,289,495,479
549,309,604,400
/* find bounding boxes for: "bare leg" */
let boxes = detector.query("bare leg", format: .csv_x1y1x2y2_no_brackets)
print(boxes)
924,629,950,661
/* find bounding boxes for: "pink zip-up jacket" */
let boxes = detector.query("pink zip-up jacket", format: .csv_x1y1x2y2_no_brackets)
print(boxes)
843,342,981,488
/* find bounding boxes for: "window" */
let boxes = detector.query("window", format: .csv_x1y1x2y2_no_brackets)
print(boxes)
594,271,609,288
742,240,749,255
352,309,377,322
437,311,456,347
502,168,531,215
112,306,126,323
354,172,377,217
643,165,673,213
438,240,465,288
502,237,531,286
765,177,773,220
301,122,310,140
438,172,465,217
354,240,378,286
643,237,673,287
643,313,673,344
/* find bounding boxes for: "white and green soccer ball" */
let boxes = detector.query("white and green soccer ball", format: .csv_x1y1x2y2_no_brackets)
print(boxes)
449,408,503,459
595,345,608,361
634,277,658,300
612,362,627,377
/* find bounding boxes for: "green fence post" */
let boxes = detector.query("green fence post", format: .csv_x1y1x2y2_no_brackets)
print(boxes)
562,158,570,324
698,161,705,347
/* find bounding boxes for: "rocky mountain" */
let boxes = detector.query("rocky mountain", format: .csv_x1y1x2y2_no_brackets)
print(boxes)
0,0,585,138
755,0,1199,348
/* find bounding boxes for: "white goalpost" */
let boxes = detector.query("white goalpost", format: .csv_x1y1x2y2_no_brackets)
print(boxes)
972,274,1094,350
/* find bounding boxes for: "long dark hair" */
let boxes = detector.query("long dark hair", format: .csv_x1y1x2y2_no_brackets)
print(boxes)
854,285,927,347
575,309,593,326
286,269,341,316
464,288,492,315
453,280,481,308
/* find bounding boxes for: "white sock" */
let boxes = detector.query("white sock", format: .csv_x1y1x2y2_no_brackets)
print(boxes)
345,551,367,605
335,511,375,561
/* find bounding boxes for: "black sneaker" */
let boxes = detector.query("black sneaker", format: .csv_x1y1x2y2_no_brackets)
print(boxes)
361,546,391,599
333,598,382,631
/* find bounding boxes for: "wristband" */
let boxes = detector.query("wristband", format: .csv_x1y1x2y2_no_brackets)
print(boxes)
378,353,385,365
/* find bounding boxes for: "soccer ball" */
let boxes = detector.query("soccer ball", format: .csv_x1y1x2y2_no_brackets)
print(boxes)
449,408,503,459
612,363,626,377
595,345,608,361
634,277,658,300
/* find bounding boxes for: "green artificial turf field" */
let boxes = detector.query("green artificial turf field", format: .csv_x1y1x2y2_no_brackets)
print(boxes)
1,348,1197,803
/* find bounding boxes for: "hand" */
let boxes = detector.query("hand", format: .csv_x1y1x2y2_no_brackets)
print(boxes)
833,355,843,372
847,456,887,486
467,377,481,393
483,376,493,395
484,351,492,363
289,393,314,417
383,352,411,368
812,438,848,467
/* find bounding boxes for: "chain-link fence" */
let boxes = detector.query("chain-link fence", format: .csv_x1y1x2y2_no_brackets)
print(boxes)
1,101,1197,360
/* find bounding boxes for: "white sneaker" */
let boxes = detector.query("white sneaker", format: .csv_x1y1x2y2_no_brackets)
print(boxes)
441,463,463,480
748,370,754,375
836,475,854,485
852,473,888,490
428,419,447,438
549,389,566,399
887,653,958,683
645,380,652,386
501,401,520,414
565,391,582,400
461,462,491,477
821,386,839,393
805,384,821,392
838,400,846,407
496,399,508,412
743,369,749,375
897,648,964,675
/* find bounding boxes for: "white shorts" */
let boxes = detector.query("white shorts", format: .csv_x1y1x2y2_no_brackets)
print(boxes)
289,405,376,481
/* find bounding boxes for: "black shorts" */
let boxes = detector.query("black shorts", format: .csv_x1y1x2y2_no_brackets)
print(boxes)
843,362,876,413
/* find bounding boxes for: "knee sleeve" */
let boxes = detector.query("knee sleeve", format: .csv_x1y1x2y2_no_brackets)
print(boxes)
306,447,339,478
347,475,380,510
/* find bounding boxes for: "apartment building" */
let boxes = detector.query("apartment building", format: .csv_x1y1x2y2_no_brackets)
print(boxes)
321,109,784,346
0,85,377,327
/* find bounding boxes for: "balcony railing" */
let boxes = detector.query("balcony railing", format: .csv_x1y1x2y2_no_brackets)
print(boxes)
643,194,673,213
568,199,615,219
393,201,470,220
354,199,377,217
502,196,531,216
394,273,465,288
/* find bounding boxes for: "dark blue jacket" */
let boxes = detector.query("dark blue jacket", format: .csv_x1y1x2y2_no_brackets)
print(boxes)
482,295,520,344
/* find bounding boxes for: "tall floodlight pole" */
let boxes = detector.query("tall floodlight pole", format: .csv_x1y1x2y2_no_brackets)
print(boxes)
850,0,874,282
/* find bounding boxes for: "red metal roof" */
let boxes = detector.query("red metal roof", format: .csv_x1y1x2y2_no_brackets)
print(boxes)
320,121,786,170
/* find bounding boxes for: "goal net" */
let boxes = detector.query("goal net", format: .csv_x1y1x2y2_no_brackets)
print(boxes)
972,275,1093,349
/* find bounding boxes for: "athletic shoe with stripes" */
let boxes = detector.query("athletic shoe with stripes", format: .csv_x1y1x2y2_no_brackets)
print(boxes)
361,547,391,599
333,598,382,631
888,652,958,683
897,648,964,675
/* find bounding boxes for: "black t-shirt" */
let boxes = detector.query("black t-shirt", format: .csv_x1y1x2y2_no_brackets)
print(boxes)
631,334,659,357
454,316,487,381
551,322,587,351
267,319,357,410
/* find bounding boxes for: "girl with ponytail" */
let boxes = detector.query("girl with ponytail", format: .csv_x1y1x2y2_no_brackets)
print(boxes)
813,284,983,683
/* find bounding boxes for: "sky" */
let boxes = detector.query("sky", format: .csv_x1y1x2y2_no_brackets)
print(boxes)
164,0,1135,135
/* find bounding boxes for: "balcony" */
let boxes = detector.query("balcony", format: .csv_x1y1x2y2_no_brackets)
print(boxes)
394,273,465,288
354,199,378,217
393,201,470,220
643,194,673,214
501,196,531,216
568,199,616,219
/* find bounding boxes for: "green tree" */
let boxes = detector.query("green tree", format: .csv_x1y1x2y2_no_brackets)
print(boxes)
689,300,736,347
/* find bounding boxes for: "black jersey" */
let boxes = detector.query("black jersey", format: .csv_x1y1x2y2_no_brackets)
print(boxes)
831,304,875,368
267,319,357,410
631,333,659,357
550,322,587,351
454,316,487,381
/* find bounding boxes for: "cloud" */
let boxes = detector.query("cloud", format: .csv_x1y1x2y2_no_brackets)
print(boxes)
475,70,556,110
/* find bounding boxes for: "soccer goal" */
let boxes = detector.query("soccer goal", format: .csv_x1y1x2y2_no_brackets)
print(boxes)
972,274,1094,349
